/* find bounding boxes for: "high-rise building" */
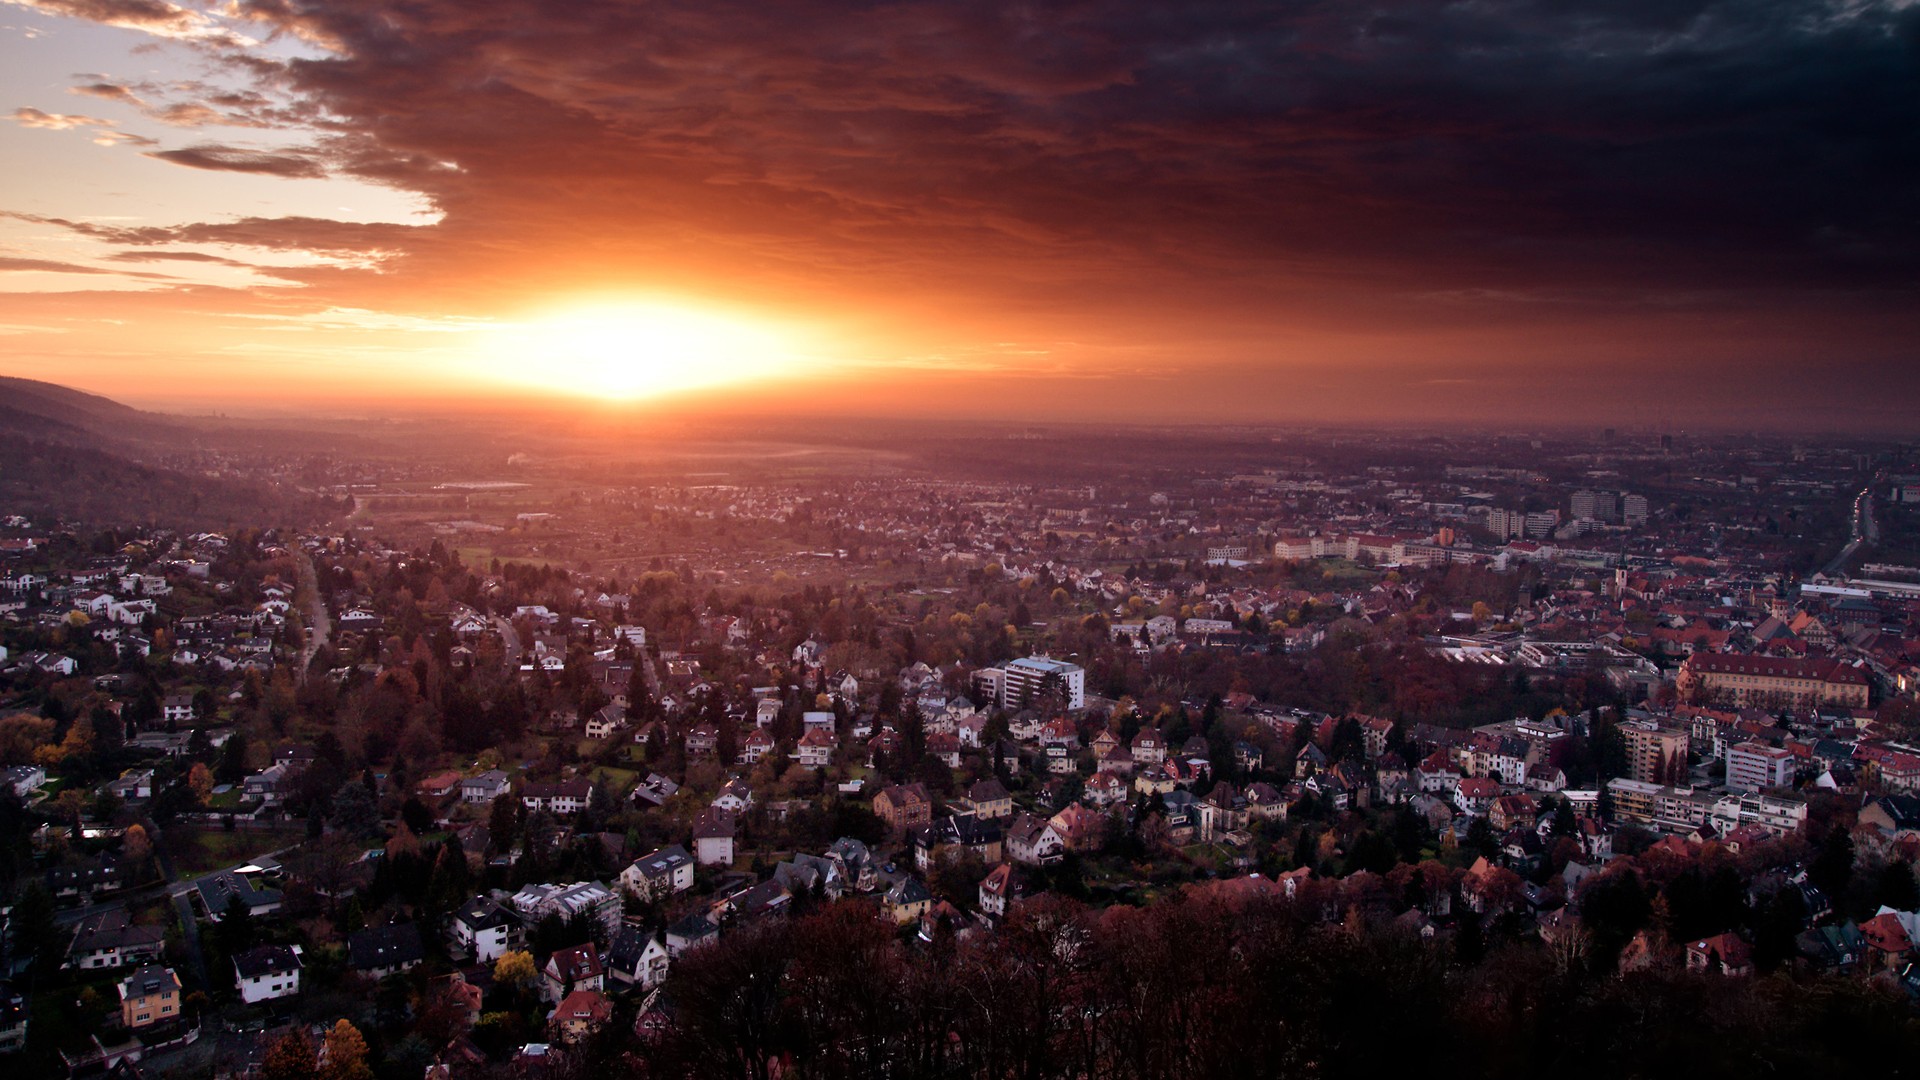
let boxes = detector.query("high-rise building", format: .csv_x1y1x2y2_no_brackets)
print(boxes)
1725,742,1796,793
1571,490,1618,523
1622,493,1650,527
992,656,1086,711
1621,720,1689,785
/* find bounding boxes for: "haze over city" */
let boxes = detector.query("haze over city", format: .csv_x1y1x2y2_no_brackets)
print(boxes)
3,0,1918,427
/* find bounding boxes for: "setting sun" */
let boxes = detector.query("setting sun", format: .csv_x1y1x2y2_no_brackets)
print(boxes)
476,301,809,400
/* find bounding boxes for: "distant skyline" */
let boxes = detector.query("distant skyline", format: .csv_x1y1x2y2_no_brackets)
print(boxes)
3,0,1918,430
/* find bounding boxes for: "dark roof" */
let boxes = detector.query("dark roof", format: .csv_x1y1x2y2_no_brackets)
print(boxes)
233,944,301,979
666,912,717,941
347,922,425,971
197,869,282,914
453,895,519,931
121,965,179,998
606,923,660,971
968,778,1011,803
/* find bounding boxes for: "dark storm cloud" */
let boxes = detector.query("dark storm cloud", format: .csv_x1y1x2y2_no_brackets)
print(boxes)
20,0,1920,411
205,0,1920,307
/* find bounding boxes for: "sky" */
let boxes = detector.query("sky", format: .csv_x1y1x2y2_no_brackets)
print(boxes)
1,0,1917,429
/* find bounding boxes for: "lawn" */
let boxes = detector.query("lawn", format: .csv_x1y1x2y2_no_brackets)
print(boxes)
165,825,307,875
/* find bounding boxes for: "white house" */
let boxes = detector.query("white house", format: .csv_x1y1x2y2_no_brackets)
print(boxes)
448,896,523,963
233,944,303,1004
619,845,695,902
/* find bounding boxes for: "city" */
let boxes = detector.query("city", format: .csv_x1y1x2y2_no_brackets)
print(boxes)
0,394,1916,1076
4,0,1919,1076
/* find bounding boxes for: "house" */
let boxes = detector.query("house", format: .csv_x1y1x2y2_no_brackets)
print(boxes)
1245,781,1289,822
885,876,935,924
962,778,1013,819
606,924,671,990
429,971,484,1035
711,778,755,814
692,808,737,866
1196,783,1248,843
927,731,963,767
631,772,680,807
521,779,594,815
912,815,1004,871
827,836,879,893
1135,766,1177,796
2,765,46,799
1488,794,1538,832
1861,912,1914,972
541,943,605,1004
665,912,719,956
585,704,628,740
197,867,283,920
794,728,836,768
243,764,296,807
620,845,696,901
233,944,303,1004
549,988,613,1044
1455,777,1501,816
755,698,782,728
1131,727,1167,765
448,896,523,963
161,693,196,725
65,909,165,971
512,881,624,938
978,863,1022,918
416,770,463,802
874,783,934,833
106,769,156,802
348,922,425,979
1006,812,1066,865
685,723,719,757
461,770,511,805
728,878,793,924
1085,771,1129,807
117,965,181,1029
741,729,776,764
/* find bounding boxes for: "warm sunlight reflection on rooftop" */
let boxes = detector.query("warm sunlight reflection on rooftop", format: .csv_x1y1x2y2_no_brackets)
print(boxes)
475,300,809,400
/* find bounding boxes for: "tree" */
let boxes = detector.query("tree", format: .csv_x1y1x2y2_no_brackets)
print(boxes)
321,1018,373,1080
488,792,520,849
217,892,257,956
1874,859,1920,912
329,780,382,837
122,823,153,868
1810,825,1856,899
495,949,537,989
187,762,214,806
8,881,58,971
260,1031,317,1080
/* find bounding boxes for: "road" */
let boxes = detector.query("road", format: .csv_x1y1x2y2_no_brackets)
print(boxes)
1821,480,1880,577
294,549,331,683
492,615,523,673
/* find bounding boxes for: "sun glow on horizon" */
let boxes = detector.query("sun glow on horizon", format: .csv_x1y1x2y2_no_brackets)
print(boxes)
476,300,811,401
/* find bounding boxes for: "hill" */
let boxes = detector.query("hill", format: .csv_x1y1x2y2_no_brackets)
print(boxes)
0,378,340,528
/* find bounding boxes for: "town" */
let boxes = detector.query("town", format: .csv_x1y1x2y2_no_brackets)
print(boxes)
1,418,1918,1078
